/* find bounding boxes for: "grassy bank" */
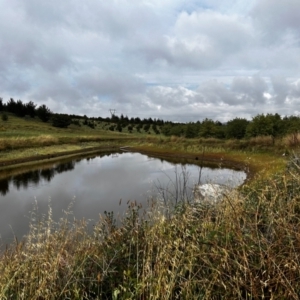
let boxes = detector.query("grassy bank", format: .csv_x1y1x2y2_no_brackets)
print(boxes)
0,114,137,162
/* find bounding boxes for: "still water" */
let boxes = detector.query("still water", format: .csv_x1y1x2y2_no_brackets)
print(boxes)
0,152,246,244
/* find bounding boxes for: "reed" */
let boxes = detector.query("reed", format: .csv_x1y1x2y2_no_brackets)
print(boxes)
0,135,60,150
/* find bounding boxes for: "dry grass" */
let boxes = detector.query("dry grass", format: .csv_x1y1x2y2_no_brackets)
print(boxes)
0,134,133,152
249,135,274,146
0,135,60,151
1,157,300,299
198,137,223,145
169,135,186,143
283,133,300,147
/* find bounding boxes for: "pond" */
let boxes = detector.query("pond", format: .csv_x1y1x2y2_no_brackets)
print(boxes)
0,151,246,244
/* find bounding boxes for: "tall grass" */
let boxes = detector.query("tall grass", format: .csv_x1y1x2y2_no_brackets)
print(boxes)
0,135,134,152
1,155,300,299
0,135,59,151
284,133,300,147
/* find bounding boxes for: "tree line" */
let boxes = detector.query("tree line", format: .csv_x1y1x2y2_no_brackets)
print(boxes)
1,97,300,138
161,114,300,139
0,98,71,128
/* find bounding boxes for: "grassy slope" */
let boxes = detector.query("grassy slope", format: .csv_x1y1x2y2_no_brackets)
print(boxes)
0,114,137,161
0,114,288,179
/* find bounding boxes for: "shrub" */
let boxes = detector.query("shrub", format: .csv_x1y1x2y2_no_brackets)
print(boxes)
37,104,52,122
71,119,81,126
1,113,8,121
88,122,95,129
52,114,72,128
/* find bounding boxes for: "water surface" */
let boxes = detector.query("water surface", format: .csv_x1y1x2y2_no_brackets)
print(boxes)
0,152,246,244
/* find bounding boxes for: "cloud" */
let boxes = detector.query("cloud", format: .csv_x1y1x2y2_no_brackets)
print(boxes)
271,76,290,104
231,76,268,104
135,10,254,70
0,0,300,122
251,0,300,42
136,76,300,122
196,80,236,105
0,2,71,73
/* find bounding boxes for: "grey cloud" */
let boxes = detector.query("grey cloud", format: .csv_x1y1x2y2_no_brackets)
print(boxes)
0,0,160,73
0,5,70,73
233,43,300,73
136,10,254,70
290,81,300,99
146,86,195,107
270,77,300,104
271,76,290,104
136,37,218,70
20,0,162,40
0,71,30,94
19,0,69,28
175,11,252,52
196,80,237,105
141,76,300,122
139,76,279,122
28,74,81,109
231,76,268,104
76,70,145,100
251,0,300,42
0,0,300,123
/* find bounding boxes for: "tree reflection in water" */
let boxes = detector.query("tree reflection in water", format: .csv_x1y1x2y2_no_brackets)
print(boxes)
0,152,113,196
0,179,9,196
0,160,76,195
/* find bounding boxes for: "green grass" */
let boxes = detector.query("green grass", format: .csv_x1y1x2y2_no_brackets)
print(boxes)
0,114,139,162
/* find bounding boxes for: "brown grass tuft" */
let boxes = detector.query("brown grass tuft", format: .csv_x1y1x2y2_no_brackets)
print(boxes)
283,133,300,147
249,135,274,146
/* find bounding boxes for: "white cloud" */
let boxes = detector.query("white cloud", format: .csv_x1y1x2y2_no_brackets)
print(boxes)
0,0,299,122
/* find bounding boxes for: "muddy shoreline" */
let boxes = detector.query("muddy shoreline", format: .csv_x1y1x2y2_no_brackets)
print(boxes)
125,146,253,182
0,145,119,171
0,144,253,182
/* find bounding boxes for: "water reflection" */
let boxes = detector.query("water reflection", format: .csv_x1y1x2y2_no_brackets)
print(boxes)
0,152,246,244
0,153,112,195
0,179,9,196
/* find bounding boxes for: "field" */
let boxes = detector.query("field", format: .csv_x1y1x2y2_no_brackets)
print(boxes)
0,114,300,299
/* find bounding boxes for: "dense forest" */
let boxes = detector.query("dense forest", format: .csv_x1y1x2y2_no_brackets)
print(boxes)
1,97,300,139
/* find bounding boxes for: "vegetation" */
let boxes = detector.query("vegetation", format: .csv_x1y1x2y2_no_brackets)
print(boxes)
37,104,52,122
1,97,300,140
0,155,300,299
1,113,8,122
1,96,300,298
51,114,72,128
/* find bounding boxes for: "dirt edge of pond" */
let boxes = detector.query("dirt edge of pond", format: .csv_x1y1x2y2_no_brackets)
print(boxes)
0,144,254,183
0,145,119,170
123,146,254,183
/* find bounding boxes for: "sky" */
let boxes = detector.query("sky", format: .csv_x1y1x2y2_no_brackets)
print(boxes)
0,0,300,122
